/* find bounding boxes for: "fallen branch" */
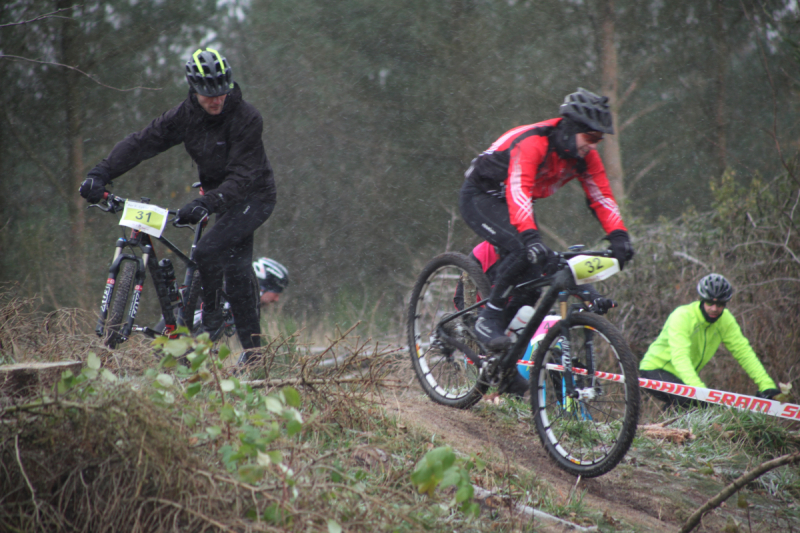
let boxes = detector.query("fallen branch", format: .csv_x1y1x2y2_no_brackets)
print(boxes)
679,452,800,533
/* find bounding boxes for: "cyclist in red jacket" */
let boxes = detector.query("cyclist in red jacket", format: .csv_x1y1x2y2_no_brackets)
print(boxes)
459,88,634,353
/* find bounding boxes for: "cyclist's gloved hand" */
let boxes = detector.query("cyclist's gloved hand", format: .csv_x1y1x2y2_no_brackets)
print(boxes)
521,230,553,266
592,297,617,315
756,388,780,400
79,176,108,204
605,230,635,270
177,197,211,224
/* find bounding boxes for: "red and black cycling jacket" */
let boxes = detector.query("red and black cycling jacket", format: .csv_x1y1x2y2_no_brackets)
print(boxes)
466,117,626,235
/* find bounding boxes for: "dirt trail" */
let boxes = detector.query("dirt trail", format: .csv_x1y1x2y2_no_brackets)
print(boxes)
380,373,795,533
382,388,675,532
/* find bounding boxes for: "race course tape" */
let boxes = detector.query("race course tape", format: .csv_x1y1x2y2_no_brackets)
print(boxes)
544,363,800,422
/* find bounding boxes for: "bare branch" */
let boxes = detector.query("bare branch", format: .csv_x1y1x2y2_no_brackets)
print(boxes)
0,6,78,28
680,452,800,533
618,101,668,133
2,109,68,199
672,251,710,270
0,55,161,92
728,240,800,265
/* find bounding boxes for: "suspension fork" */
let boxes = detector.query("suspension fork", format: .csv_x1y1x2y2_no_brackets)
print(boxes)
95,238,127,337
557,290,578,399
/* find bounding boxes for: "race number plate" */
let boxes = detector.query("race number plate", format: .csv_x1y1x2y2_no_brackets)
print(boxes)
119,201,168,238
567,255,620,285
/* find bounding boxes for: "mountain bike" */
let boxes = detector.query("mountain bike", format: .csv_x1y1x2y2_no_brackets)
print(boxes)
407,247,640,477
90,192,235,348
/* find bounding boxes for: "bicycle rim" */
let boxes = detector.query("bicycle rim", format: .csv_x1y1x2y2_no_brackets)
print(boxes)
531,313,639,477
407,253,490,409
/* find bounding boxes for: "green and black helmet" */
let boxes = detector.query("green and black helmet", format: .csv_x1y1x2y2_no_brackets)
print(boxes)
185,48,234,97
559,88,614,134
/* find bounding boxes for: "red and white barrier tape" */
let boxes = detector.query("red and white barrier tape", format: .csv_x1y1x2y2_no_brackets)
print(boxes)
543,363,800,422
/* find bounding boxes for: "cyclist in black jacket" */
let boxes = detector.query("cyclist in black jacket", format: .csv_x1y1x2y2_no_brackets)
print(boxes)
80,48,275,356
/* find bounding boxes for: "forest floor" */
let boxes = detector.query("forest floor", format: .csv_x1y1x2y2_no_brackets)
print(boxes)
380,369,800,533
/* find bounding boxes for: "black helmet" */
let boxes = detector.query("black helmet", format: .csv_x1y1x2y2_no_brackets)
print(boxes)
185,48,234,97
697,273,733,303
559,88,614,134
252,257,290,293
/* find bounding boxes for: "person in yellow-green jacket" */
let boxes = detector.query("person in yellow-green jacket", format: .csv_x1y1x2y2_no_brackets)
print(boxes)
639,273,779,409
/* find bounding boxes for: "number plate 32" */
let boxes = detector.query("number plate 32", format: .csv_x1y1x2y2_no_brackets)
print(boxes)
567,255,620,285
119,200,168,238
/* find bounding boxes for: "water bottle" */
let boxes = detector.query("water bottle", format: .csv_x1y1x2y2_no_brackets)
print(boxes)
158,258,179,304
505,305,535,342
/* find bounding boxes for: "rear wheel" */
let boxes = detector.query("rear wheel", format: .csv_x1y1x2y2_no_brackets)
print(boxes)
530,312,639,478
105,261,136,349
407,252,491,409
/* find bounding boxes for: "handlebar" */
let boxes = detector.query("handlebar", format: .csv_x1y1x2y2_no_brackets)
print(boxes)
88,192,208,228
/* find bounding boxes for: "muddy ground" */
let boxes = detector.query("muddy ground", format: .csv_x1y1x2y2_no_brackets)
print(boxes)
381,378,798,533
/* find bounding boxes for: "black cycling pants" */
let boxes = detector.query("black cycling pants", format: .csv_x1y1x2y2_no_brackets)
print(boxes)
639,369,705,410
194,199,274,350
459,181,541,310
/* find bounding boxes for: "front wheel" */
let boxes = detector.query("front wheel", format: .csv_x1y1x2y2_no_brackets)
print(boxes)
407,252,491,409
530,313,639,478
105,261,136,349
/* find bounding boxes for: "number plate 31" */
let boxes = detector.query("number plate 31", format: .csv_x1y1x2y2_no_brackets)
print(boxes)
119,200,168,238
567,255,620,285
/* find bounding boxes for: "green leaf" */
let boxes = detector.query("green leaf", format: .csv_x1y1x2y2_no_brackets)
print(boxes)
184,382,202,398
267,450,283,464
220,404,236,423
162,337,192,357
218,344,231,361
220,379,235,392
82,368,98,380
206,425,222,438
455,483,473,504
156,373,174,387
238,464,267,484
327,519,342,533
100,368,117,382
286,419,303,437
265,396,283,413
282,386,301,408
87,352,101,370
190,352,208,371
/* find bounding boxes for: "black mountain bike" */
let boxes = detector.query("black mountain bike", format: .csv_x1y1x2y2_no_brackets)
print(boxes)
90,192,234,348
407,247,640,478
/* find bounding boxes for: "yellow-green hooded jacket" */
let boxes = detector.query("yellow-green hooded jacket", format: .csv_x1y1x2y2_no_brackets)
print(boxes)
639,301,775,391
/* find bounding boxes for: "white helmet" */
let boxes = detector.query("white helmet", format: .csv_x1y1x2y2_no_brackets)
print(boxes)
252,257,289,293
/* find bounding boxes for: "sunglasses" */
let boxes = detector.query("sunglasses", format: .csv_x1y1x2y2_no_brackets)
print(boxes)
703,300,727,308
582,131,604,144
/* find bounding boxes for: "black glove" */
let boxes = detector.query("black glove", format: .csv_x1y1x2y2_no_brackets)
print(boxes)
79,176,108,204
177,197,211,224
521,230,553,266
605,230,635,270
756,388,780,400
592,297,617,315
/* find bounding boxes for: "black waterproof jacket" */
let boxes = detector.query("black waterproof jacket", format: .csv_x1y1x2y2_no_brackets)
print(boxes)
88,83,275,212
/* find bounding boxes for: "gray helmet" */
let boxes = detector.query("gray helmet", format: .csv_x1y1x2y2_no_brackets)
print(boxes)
697,273,733,303
252,257,289,293
185,48,234,97
559,88,614,134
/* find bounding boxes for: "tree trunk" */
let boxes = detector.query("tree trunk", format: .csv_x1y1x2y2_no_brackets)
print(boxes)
713,0,729,172
599,0,625,206
60,0,85,239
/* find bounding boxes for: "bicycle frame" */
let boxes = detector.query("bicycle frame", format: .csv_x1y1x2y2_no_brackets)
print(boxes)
93,195,207,344
434,250,609,392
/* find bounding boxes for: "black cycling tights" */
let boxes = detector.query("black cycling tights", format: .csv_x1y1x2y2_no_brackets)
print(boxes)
459,182,541,310
194,199,274,350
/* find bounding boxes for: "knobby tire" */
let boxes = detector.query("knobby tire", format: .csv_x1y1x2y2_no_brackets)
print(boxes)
105,260,136,349
408,252,491,409
530,312,639,478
